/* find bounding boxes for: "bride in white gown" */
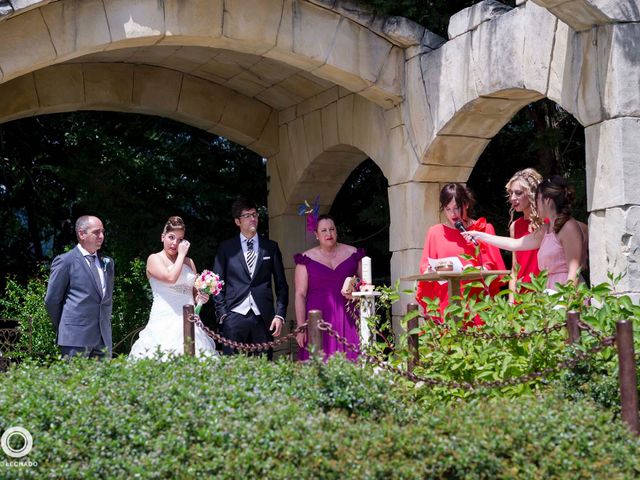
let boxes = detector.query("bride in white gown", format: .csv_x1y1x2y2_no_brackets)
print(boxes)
130,216,217,360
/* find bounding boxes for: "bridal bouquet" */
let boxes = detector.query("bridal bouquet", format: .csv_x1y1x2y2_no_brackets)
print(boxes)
194,270,224,314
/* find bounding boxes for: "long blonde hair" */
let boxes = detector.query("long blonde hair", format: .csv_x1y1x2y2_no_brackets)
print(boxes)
506,168,543,230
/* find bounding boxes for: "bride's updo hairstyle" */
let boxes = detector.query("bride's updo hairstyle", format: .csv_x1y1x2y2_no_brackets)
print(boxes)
163,216,185,234
536,175,575,234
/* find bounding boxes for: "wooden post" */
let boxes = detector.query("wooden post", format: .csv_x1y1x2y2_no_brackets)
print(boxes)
307,309,324,356
183,305,196,357
566,310,581,345
407,303,420,373
616,320,639,435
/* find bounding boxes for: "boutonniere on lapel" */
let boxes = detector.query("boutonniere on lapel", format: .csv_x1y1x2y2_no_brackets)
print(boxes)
102,257,112,272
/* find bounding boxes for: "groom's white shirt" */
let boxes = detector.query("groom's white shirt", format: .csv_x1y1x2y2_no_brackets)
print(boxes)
231,233,261,316
77,244,106,294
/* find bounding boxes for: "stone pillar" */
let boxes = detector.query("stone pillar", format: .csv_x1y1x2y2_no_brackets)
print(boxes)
267,212,308,318
586,117,640,301
388,181,442,334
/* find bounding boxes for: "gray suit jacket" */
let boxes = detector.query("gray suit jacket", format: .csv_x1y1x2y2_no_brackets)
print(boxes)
45,246,115,355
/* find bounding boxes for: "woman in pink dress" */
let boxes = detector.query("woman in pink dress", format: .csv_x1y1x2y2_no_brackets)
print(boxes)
505,168,543,298
294,215,364,361
463,176,588,290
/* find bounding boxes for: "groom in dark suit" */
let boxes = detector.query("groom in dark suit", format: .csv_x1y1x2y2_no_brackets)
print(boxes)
214,197,288,357
45,215,115,359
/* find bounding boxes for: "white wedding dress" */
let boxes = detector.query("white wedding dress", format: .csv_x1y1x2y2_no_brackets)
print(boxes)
129,264,217,360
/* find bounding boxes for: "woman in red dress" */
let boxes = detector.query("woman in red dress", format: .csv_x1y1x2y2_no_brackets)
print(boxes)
505,168,543,300
416,183,506,320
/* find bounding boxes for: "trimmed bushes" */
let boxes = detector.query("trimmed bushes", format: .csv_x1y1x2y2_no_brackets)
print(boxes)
1,355,639,479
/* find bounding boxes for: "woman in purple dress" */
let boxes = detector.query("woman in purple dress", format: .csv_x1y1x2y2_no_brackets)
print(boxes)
294,215,365,361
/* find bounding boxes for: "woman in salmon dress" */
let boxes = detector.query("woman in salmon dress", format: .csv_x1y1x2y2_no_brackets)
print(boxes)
416,183,506,320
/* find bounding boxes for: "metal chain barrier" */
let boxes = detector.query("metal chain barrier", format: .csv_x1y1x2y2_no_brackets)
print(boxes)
316,316,616,391
578,320,606,340
186,299,619,392
347,294,571,344
438,321,568,342
187,313,308,353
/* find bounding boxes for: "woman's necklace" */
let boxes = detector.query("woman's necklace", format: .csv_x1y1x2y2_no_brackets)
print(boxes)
319,246,338,259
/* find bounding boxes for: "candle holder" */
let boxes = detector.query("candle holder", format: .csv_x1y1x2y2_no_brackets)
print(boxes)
352,288,381,347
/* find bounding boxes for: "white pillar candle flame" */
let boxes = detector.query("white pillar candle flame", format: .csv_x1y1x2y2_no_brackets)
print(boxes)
361,256,372,285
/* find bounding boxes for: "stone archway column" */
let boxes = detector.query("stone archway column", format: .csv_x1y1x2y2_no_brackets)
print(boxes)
586,117,640,301
266,211,307,354
388,181,443,335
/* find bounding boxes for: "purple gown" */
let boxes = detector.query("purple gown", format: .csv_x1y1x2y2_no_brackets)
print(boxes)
294,248,366,361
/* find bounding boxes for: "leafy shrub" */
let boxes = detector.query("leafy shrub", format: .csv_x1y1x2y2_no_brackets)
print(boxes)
0,356,639,479
0,268,57,360
379,272,640,403
110,257,152,354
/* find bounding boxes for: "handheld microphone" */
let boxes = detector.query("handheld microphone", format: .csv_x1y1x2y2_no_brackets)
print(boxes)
454,220,478,246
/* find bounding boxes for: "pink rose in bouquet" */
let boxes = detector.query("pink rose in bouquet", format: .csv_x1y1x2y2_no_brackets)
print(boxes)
194,270,224,314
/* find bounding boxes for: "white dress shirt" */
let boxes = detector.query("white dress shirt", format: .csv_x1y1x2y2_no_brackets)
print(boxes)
231,234,261,316
77,244,106,295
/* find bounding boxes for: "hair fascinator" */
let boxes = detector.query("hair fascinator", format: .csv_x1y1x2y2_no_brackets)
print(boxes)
298,196,320,233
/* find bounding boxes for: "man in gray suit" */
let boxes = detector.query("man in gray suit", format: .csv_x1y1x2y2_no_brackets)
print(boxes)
45,215,115,359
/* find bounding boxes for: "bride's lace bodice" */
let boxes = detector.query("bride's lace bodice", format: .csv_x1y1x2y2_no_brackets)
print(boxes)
148,264,196,316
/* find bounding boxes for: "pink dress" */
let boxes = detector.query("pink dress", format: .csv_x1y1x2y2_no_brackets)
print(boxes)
538,230,569,288
294,248,365,361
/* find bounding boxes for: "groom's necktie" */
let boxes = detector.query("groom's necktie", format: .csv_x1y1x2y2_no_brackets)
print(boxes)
85,254,103,295
246,239,256,275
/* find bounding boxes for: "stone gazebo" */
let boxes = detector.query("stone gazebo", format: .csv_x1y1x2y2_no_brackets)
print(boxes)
0,0,638,330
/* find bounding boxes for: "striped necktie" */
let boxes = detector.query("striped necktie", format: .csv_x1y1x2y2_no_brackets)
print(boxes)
246,238,256,274
85,254,103,295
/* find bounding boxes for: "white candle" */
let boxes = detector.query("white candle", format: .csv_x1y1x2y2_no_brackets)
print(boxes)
361,256,372,285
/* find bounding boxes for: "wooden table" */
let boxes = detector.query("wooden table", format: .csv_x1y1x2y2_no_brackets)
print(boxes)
402,270,510,301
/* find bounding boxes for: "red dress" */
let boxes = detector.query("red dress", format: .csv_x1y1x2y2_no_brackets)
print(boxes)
512,217,540,284
416,219,506,320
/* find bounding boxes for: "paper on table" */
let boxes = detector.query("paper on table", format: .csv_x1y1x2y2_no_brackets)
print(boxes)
425,256,464,285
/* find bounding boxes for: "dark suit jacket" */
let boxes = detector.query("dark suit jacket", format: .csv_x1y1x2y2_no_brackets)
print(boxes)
213,235,288,324
44,246,114,354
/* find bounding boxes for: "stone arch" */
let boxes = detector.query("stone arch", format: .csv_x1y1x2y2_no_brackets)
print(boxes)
399,0,640,303
0,0,408,109
269,145,369,262
0,63,279,156
531,0,640,32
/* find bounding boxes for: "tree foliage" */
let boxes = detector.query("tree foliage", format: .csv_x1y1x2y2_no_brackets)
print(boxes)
361,0,516,37
330,159,391,284
0,112,267,287
468,100,587,237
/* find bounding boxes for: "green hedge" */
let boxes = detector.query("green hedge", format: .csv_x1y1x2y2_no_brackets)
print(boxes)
1,356,639,479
